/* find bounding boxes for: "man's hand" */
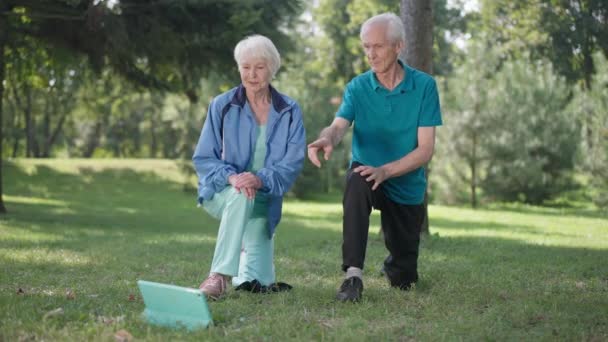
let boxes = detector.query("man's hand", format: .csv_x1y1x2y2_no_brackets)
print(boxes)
307,137,333,168
354,165,390,191
228,172,262,199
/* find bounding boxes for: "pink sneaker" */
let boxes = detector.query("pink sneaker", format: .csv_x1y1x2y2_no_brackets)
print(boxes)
199,273,228,300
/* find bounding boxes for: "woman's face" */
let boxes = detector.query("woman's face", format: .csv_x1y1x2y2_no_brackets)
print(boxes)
239,58,271,93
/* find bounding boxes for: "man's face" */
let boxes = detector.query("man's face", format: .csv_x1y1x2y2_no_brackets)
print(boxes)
361,24,403,74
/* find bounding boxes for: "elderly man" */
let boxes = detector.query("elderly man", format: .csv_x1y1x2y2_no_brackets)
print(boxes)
308,13,442,302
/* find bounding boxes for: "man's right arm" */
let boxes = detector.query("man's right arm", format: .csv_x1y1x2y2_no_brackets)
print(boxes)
307,117,350,168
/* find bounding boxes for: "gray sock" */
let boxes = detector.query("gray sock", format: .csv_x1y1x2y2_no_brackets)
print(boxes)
346,267,363,280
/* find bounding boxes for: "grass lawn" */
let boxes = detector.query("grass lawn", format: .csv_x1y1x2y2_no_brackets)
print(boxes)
1,159,607,341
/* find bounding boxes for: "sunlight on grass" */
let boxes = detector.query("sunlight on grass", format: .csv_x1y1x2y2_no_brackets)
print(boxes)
0,227,64,243
1,248,94,266
430,205,608,249
5,195,68,207
283,202,342,217
142,234,218,245
8,158,185,183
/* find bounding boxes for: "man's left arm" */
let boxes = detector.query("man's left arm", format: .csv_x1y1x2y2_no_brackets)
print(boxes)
355,127,435,190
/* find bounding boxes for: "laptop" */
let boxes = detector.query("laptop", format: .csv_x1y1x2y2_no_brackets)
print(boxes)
137,280,213,330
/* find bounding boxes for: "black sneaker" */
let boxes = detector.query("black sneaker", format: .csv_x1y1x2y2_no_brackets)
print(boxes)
336,276,363,302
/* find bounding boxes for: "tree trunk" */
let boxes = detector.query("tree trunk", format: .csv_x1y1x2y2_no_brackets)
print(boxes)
150,116,158,157
42,93,52,157
83,121,103,158
12,83,35,157
7,95,20,158
47,110,68,157
0,13,7,214
471,131,477,209
400,0,434,235
400,0,434,73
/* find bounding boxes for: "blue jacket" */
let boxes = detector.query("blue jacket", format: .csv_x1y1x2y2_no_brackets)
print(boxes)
192,84,306,237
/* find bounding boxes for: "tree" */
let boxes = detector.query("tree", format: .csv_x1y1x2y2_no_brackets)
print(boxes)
568,52,608,208
538,0,608,90
482,59,579,204
4,39,84,158
400,0,434,234
477,0,608,152
437,43,499,208
0,4,7,212
0,0,302,213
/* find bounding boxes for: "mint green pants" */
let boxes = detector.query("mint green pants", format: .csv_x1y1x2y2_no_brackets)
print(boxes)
203,186,275,286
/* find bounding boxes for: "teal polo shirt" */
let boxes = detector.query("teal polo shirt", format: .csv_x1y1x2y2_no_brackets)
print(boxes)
336,60,442,205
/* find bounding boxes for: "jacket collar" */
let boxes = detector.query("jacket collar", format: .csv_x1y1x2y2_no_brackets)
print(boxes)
230,84,290,113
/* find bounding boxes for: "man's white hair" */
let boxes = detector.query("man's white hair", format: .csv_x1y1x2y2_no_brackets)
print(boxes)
234,35,281,78
360,12,405,45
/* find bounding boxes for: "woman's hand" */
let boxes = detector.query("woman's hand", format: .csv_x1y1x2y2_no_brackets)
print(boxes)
228,172,262,199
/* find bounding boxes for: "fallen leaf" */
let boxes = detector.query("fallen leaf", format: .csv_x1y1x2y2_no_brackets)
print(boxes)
18,333,36,342
16,288,25,295
528,315,546,326
575,281,586,289
98,316,115,325
98,315,125,325
43,308,64,321
318,319,334,328
128,294,136,301
114,329,133,342
66,289,76,300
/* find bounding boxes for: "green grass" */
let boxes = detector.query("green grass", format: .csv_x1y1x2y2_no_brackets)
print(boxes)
1,159,607,341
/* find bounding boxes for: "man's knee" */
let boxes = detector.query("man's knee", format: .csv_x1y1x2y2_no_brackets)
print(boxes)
346,170,371,192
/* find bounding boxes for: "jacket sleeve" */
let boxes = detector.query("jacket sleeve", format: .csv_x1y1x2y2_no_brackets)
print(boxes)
256,103,306,197
192,98,237,202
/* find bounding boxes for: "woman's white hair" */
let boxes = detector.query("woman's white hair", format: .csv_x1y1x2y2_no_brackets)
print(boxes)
360,12,405,45
233,34,281,78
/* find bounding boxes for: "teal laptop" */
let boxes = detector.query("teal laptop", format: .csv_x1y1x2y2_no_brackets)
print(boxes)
137,280,213,330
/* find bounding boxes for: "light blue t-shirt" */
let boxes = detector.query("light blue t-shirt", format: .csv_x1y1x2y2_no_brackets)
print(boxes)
336,60,442,205
247,122,268,217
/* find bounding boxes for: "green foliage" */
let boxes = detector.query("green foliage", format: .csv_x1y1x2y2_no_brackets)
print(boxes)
569,52,608,208
482,59,579,204
4,0,302,94
435,42,501,207
539,0,608,88
437,48,583,206
4,0,605,207
1,159,607,340
477,0,608,88
3,37,85,158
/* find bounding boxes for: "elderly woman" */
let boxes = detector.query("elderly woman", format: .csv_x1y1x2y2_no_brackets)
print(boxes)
192,35,305,299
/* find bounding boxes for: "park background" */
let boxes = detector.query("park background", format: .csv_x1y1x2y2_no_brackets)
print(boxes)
1,0,607,341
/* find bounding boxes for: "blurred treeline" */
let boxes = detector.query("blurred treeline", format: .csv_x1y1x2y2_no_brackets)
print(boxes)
2,0,607,209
